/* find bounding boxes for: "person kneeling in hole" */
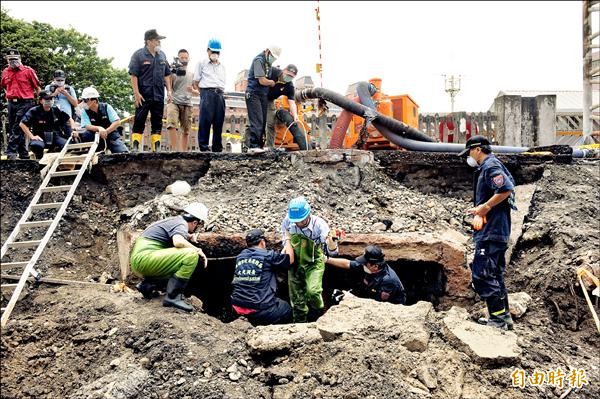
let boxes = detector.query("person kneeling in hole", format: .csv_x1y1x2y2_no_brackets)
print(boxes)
326,245,406,305
230,229,295,326
129,202,209,312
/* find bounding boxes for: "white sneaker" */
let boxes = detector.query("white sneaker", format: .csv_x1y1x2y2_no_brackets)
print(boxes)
247,147,266,154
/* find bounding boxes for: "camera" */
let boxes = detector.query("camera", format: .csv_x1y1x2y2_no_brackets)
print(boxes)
171,57,187,77
48,82,70,95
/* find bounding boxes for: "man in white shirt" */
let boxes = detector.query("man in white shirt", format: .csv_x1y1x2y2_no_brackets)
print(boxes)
192,38,226,152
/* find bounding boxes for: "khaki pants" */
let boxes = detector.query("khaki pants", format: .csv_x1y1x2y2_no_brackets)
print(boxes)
265,101,277,149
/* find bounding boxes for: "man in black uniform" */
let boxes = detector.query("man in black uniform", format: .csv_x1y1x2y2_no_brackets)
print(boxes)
459,135,517,330
265,64,308,151
19,91,73,159
326,245,406,305
231,228,295,326
128,29,173,152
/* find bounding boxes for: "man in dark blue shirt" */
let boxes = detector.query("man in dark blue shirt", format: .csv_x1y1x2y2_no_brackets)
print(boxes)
459,135,517,330
326,245,406,305
244,45,281,153
231,228,295,325
128,29,173,152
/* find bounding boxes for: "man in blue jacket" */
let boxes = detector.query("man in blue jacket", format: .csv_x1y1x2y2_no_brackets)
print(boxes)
231,228,295,326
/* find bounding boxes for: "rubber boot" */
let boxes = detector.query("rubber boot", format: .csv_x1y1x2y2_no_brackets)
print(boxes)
136,278,168,299
478,295,514,330
151,134,161,153
163,276,193,312
480,296,510,330
307,307,326,322
131,133,143,152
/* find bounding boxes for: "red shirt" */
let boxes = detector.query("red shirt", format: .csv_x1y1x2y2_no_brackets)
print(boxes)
1,65,40,100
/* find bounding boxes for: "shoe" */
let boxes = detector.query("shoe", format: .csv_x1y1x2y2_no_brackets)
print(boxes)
163,276,193,312
6,154,18,160
136,279,159,300
480,295,514,330
484,313,513,330
247,147,266,154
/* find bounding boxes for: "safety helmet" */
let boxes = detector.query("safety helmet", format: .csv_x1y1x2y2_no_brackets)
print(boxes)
267,45,282,59
207,38,222,52
184,202,209,223
80,86,100,99
53,69,66,78
288,196,311,223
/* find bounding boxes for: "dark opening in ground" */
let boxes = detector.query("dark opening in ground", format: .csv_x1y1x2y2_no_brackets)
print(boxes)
183,254,448,322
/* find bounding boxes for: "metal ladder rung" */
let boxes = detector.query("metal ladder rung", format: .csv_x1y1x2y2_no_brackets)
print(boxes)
50,170,80,177
6,240,42,249
40,185,72,193
1,308,5,312
0,262,29,268
59,155,88,162
19,220,53,228
31,202,63,210
66,142,94,150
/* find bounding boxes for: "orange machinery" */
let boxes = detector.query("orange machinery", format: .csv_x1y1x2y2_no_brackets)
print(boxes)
342,78,419,150
273,96,312,151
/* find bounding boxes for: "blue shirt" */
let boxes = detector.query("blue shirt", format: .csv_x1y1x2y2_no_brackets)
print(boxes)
246,52,270,95
473,154,516,243
231,247,290,310
349,261,406,304
80,103,119,129
128,47,171,102
45,84,76,117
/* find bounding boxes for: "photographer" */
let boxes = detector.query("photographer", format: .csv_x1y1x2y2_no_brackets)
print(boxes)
166,49,197,152
45,70,77,118
19,91,74,159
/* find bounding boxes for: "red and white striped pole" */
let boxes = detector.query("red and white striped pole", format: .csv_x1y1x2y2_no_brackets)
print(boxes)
316,0,323,87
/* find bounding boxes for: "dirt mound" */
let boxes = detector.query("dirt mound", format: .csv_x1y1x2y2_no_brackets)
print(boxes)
1,153,599,399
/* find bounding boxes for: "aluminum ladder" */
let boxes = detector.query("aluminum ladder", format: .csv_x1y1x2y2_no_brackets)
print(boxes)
1,135,100,328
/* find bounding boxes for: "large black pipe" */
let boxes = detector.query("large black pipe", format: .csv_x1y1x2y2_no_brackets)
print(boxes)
295,86,435,143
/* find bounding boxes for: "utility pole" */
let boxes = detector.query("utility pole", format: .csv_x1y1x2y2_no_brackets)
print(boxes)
444,74,461,114
582,0,599,143
315,0,324,88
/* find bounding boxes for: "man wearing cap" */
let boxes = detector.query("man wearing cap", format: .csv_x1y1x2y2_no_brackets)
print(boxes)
76,86,128,153
192,39,226,152
18,91,74,159
130,202,210,312
45,70,78,118
326,245,406,305
1,48,41,159
458,135,517,330
265,64,308,151
128,29,173,152
244,45,281,154
230,229,295,326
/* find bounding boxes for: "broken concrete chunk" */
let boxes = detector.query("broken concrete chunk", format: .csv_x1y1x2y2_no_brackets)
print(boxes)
443,306,521,365
316,296,432,352
165,180,191,196
246,323,323,354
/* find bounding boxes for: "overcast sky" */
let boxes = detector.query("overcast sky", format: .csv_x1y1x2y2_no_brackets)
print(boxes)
2,1,590,112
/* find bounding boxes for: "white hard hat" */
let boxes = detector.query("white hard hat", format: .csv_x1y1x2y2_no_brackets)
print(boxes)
184,202,209,223
267,45,282,59
81,86,100,99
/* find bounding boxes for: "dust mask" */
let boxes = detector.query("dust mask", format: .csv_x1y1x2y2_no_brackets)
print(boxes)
209,53,219,62
154,46,161,53
43,99,54,108
363,265,374,274
9,59,21,68
283,75,294,83
267,54,276,65
466,156,479,168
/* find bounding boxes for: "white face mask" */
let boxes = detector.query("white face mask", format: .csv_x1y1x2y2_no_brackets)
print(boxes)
54,80,65,87
42,99,54,108
8,59,21,68
209,53,219,62
466,156,479,168
79,102,89,111
154,46,161,53
363,265,374,274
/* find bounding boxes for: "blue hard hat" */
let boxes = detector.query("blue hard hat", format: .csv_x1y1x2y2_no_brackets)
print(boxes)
288,196,311,223
207,38,222,52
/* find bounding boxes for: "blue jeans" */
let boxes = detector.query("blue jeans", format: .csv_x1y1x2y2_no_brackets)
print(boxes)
198,89,225,152
246,298,292,326
80,130,128,153
29,133,68,159
471,240,508,301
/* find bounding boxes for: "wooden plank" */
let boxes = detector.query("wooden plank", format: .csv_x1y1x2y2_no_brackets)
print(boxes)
0,274,111,287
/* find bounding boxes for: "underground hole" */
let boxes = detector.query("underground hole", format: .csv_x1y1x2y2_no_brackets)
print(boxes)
183,253,448,322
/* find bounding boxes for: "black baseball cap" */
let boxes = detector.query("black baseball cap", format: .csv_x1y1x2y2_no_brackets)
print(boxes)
144,29,166,41
355,245,385,265
5,48,20,58
38,91,53,100
285,64,298,76
458,135,491,157
54,70,66,78
246,228,266,246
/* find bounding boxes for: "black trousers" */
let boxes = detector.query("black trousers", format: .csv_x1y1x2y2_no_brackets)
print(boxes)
244,91,268,149
198,89,225,152
245,298,292,326
7,100,35,158
132,100,164,134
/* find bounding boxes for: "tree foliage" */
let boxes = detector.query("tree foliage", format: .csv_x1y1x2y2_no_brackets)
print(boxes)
1,8,133,115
